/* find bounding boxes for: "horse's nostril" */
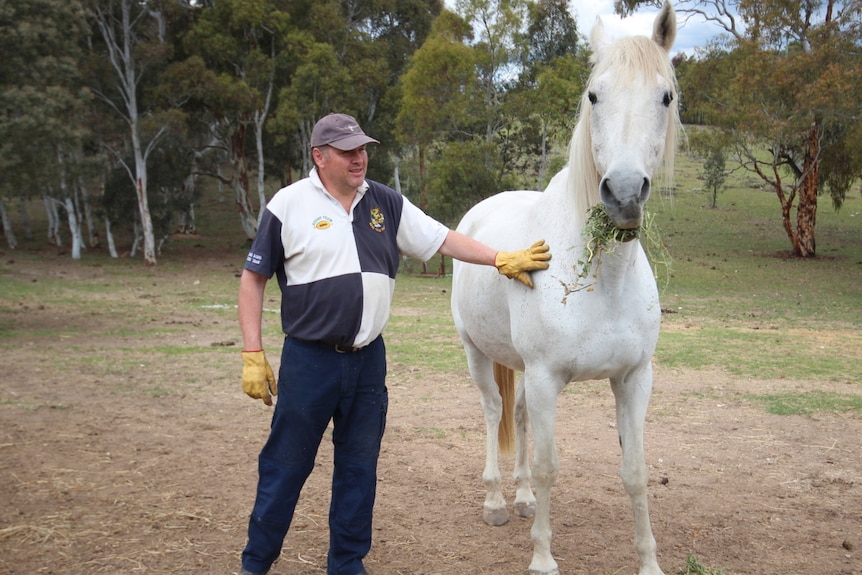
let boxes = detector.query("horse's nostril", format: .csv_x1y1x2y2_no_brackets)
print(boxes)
640,177,651,201
600,178,618,207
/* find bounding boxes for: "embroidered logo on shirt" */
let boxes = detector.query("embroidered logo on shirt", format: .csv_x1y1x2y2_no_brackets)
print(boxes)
313,216,333,230
369,208,385,232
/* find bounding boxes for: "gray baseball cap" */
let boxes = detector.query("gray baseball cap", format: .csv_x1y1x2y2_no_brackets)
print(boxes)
310,113,380,150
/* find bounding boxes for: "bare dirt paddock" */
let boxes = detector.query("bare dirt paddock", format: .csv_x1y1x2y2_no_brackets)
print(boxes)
1,256,860,575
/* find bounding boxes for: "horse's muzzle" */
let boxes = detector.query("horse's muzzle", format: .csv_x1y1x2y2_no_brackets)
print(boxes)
600,173,650,229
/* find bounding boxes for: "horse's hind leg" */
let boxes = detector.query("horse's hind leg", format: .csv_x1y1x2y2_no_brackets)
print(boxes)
513,377,536,518
610,366,665,575
463,342,509,526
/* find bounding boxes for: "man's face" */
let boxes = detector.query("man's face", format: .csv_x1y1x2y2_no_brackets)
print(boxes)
315,145,368,195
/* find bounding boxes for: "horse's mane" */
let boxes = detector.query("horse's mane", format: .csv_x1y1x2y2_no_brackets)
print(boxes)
568,34,680,224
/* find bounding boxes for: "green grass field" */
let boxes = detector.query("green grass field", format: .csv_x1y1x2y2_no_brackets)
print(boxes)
650,152,861,385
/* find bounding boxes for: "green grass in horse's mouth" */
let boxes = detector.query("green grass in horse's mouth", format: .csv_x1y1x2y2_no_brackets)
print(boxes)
572,204,671,294
582,203,641,266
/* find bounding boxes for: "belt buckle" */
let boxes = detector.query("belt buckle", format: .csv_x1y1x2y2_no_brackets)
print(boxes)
335,344,354,353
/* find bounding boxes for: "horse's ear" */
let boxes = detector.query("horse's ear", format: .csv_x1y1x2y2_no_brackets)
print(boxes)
590,16,610,63
652,1,676,52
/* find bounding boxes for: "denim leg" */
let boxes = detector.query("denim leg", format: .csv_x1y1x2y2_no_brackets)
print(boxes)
242,339,341,574
327,337,388,575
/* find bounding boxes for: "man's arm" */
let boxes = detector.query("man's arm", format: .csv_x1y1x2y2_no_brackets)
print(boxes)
237,268,277,405
437,230,551,288
437,230,498,266
238,269,268,351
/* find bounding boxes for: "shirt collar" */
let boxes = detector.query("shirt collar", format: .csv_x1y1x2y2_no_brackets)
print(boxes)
309,166,369,203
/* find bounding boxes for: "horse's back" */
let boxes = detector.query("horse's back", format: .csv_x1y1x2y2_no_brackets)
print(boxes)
455,190,542,247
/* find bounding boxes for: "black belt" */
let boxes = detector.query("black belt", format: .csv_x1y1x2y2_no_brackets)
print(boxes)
290,337,361,353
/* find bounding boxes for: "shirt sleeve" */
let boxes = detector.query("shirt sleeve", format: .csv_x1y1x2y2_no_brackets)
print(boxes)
395,195,449,262
244,208,284,279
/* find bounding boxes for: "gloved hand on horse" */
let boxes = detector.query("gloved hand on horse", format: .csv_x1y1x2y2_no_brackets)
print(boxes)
494,239,551,288
241,350,277,406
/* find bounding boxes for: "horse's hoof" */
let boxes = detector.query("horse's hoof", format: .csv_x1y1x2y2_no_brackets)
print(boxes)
528,569,559,575
482,506,509,526
514,500,536,518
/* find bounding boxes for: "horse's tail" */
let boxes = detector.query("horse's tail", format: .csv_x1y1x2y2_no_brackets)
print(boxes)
493,362,516,456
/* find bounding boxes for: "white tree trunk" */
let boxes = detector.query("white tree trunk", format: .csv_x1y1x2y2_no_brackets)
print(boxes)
130,220,142,258
235,175,258,240
44,193,61,246
253,47,275,224
93,0,162,265
254,114,268,224
79,178,99,247
179,170,197,233
105,218,118,258
65,197,83,260
393,156,402,194
0,198,17,249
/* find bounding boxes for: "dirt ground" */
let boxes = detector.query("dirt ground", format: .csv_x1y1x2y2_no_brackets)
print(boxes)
1,255,860,575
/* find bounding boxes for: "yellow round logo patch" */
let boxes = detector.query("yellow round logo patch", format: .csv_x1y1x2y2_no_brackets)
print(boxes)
313,216,333,230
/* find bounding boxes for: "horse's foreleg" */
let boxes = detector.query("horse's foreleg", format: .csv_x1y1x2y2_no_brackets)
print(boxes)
525,372,561,575
611,367,665,575
513,376,536,518
465,347,509,526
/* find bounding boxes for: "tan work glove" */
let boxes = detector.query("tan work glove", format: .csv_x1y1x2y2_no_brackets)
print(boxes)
241,350,277,406
494,239,551,288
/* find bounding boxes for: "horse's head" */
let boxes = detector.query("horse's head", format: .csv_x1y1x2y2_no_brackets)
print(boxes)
584,1,678,230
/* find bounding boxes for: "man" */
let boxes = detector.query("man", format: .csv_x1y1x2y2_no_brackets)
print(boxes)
236,113,550,575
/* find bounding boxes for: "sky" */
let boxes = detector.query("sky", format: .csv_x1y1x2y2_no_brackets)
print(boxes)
570,0,724,56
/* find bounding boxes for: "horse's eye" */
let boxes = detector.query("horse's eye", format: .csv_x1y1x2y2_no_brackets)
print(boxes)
662,91,673,107
588,92,598,105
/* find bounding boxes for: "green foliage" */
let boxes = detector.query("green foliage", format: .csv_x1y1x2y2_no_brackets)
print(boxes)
522,0,580,73
425,140,515,224
0,0,91,198
396,13,476,147
702,146,727,209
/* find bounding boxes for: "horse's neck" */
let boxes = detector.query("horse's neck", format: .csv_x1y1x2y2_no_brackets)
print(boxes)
593,240,643,296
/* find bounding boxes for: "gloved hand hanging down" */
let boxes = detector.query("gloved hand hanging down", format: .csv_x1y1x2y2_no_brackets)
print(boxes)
494,239,551,288
241,350,277,406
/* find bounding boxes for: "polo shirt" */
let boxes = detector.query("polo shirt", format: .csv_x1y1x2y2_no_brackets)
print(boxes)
244,168,448,348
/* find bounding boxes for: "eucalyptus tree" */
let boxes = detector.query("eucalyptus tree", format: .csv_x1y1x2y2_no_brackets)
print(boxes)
0,0,92,253
87,0,183,264
509,0,586,190
181,0,292,240
396,9,476,211
454,0,531,144
271,38,354,177
269,0,442,186
629,0,862,257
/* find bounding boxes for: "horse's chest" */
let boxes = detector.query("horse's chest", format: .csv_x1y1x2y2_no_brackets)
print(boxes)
514,288,660,378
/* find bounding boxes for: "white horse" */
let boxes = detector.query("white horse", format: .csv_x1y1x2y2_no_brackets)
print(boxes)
450,3,679,575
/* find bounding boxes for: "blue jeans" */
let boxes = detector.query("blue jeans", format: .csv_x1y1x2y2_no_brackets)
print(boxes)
241,336,388,575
